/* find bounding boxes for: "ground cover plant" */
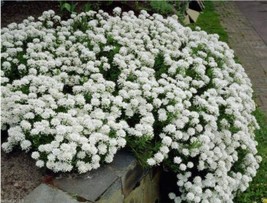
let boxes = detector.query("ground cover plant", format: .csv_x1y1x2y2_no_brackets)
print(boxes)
189,2,267,202
1,7,262,202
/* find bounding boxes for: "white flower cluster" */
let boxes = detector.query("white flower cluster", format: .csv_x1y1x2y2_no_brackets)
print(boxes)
1,8,261,202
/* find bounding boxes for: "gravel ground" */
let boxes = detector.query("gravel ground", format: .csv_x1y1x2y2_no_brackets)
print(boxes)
1,150,43,202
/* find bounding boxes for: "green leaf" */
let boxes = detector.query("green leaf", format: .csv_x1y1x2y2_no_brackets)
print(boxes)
83,3,92,12
62,3,72,12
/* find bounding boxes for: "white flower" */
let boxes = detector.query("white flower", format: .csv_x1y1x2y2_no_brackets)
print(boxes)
160,146,170,154
162,136,172,146
186,192,195,201
117,138,126,147
169,193,176,200
179,163,187,171
2,142,12,153
31,151,40,159
147,158,156,166
154,152,164,163
36,160,45,168
20,140,32,150
159,112,167,122
164,124,176,133
102,154,112,163
56,125,67,135
20,120,31,130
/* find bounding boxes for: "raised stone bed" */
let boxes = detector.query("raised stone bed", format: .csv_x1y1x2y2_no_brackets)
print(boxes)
23,151,161,203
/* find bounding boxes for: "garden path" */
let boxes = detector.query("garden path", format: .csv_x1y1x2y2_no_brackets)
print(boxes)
215,2,267,115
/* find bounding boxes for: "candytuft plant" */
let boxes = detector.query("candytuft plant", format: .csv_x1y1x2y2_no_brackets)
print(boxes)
1,8,261,202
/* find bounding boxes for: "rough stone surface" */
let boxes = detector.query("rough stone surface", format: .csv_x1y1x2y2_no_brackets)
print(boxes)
23,184,79,203
96,179,124,203
107,151,147,197
214,2,267,115
53,166,118,202
124,169,161,203
124,179,145,203
21,150,160,203
52,150,142,202
108,150,136,172
144,169,161,203
122,163,147,197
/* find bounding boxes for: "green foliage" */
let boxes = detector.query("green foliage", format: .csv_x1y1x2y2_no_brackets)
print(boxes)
31,134,55,149
189,1,228,43
234,109,267,203
149,0,188,19
150,0,175,16
59,1,77,14
153,53,169,80
72,15,90,32
175,1,189,21
106,0,113,6
83,3,92,12
126,135,161,167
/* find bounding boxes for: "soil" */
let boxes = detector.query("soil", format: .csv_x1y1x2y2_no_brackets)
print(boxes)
1,150,44,202
1,1,60,27
1,1,152,27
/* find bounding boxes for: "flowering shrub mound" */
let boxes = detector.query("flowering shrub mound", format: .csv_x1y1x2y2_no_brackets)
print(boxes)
1,8,262,202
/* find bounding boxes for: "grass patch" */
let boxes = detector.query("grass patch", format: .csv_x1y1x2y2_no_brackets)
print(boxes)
191,2,267,202
234,109,267,203
189,1,228,43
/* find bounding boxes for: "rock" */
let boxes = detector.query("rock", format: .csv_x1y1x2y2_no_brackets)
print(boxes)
23,184,79,203
14,182,19,188
96,179,124,203
21,150,161,203
53,166,118,202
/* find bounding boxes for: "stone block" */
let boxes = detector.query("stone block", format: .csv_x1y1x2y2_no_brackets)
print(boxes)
108,150,136,174
183,15,190,25
53,166,118,202
124,168,161,203
122,163,147,197
186,8,200,23
23,184,79,203
96,179,124,203
108,150,147,198
22,150,161,203
124,178,145,203
144,169,161,203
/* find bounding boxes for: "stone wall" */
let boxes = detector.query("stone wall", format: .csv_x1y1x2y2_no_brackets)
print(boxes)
23,151,161,203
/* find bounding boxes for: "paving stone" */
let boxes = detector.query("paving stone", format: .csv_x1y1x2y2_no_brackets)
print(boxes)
23,184,79,203
259,95,267,106
53,166,118,202
214,2,267,115
236,1,267,44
